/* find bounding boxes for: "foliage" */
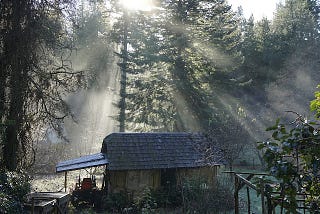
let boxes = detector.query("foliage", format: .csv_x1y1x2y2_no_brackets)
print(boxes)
257,112,320,212
136,186,183,213
30,141,70,174
72,0,113,90
181,176,234,213
111,0,243,132
0,0,85,170
273,0,319,48
0,170,31,213
100,175,233,213
102,186,182,212
310,84,320,118
126,65,177,132
1,0,320,185
307,0,320,21
207,106,249,170
136,187,158,214
102,191,131,212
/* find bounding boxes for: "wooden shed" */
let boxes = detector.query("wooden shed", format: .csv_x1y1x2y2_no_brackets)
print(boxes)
101,132,223,198
56,132,223,200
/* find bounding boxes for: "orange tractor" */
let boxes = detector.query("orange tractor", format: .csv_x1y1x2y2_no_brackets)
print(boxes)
70,175,105,208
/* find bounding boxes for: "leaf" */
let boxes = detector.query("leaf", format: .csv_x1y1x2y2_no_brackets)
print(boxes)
280,125,287,134
272,131,279,139
257,143,265,150
269,142,279,146
266,125,278,131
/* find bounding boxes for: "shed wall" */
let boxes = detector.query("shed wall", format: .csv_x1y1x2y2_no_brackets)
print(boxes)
109,166,219,200
109,170,160,198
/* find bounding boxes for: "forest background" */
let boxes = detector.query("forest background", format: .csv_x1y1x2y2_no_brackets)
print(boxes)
1,0,320,185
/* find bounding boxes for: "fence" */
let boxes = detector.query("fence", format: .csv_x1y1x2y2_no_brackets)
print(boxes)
225,171,317,214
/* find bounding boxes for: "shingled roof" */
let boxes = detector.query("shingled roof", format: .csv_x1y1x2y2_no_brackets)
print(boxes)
102,132,223,170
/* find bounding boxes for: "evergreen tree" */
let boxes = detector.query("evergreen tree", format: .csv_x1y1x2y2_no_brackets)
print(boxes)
110,0,131,132
111,0,243,131
0,0,84,170
72,0,113,89
159,0,242,130
306,0,320,21
273,0,319,49
125,11,178,131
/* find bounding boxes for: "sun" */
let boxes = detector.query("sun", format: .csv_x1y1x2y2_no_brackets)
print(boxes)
119,0,155,11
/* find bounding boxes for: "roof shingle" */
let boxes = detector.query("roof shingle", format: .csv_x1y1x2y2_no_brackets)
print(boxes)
102,132,223,170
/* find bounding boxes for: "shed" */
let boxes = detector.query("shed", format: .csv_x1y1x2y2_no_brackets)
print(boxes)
56,132,223,198
101,132,223,197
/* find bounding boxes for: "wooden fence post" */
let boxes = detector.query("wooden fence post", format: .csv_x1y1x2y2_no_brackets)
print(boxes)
64,171,67,192
31,197,34,214
261,184,265,214
267,195,273,214
247,186,251,214
234,174,239,214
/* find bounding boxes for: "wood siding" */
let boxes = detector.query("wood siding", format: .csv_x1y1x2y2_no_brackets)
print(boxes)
109,166,219,199
109,170,160,198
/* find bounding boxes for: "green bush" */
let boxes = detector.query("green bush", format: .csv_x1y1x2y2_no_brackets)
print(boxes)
102,191,132,212
152,187,182,208
181,176,234,213
135,186,182,213
136,187,157,214
311,84,320,118
0,192,21,214
257,115,320,212
0,170,31,213
100,176,234,213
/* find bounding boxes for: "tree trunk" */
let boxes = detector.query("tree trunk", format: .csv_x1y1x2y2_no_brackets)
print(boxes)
2,0,29,170
119,11,128,132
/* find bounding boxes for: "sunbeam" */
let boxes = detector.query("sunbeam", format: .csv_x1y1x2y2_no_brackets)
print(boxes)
119,0,156,11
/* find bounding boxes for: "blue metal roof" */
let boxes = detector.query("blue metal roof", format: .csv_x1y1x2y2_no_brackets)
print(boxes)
56,152,108,173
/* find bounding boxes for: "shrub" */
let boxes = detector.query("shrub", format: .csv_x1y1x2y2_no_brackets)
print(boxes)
135,186,182,213
0,170,31,213
136,187,157,214
102,191,131,212
257,115,320,212
181,175,234,213
100,176,234,213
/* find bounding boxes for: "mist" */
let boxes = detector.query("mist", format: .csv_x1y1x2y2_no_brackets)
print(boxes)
64,44,121,157
30,0,320,172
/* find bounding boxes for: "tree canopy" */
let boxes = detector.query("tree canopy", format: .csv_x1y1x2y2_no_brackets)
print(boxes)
1,0,320,174
0,0,85,170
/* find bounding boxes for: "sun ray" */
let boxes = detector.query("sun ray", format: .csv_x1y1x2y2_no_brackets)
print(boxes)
119,0,155,11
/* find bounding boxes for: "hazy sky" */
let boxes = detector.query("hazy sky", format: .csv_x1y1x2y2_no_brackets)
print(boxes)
228,0,284,20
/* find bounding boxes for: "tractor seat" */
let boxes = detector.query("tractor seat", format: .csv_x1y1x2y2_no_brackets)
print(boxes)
81,178,92,190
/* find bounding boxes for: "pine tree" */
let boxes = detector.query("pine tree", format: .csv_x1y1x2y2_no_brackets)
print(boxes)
111,0,243,131
0,0,84,170
306,0,320,21
273,0,319,49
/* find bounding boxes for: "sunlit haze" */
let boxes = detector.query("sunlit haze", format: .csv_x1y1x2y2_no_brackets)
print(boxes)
228,0,283,20
119,0,156,11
